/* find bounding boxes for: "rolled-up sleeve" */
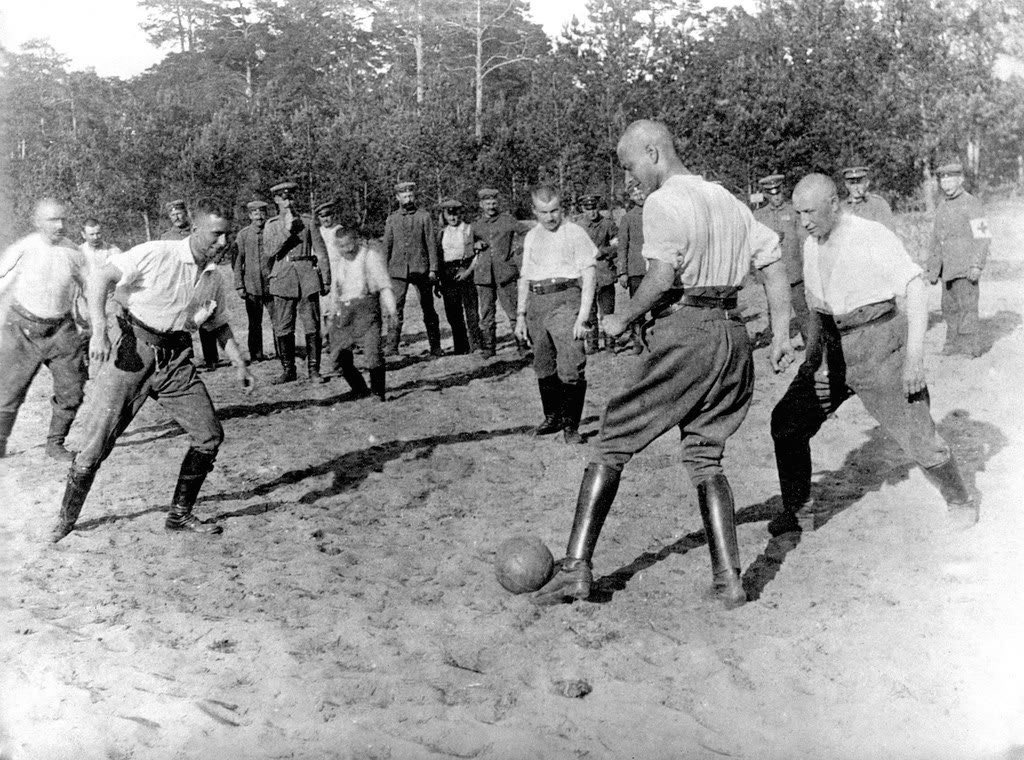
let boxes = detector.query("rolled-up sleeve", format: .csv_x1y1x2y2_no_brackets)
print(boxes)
108,242,157,290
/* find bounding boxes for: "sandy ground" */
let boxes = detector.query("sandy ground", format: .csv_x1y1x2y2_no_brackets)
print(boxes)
1,202,1023,760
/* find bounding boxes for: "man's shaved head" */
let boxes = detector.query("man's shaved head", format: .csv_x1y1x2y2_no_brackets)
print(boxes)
618,120,676,158
616,119,686,195
34,198,67,244
792,173,842,241
792,173,838,207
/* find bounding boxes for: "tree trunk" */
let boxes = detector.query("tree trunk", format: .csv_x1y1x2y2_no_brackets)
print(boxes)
475,0,483,143
415,0,425,108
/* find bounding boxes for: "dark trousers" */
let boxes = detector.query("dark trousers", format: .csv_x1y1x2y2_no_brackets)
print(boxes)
790,281,810,344
587,283,617,333
941,277,980,353
626,275,644,297
198,327,220,367
477,280,519,343
327,297,384,370
392,273,440,346
75,317,224,474
440,262,481,353
243,295,273,358
0,308,87,433
271,295,321,340
771,311,950,509
594,304,753,483
526,287,586,384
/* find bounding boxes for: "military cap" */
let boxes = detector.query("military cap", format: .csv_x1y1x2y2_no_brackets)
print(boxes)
579,194,601,208
439,197,464,210
758,174,785,190
477,187,500,200
270,180,298,194
166,199,187,211
245,200,268,211
936,161,963,176
394,181,417,193
842,166,870,180
314,200,336,215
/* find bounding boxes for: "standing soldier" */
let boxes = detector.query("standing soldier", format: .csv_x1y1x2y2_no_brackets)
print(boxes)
532,121,795,608
232,200,272,362
51,200,255,542
382,181,442,358
841,166,895,231
324,227,397,401
437,198,481,354
575,190,618,352
0,199,89,460
263,180,331,384
470,187,531,359
926,161,990,358
616,183,647,354
753,174,808,345
515,186,597,444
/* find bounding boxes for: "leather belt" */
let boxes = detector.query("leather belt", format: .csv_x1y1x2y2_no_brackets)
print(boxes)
124,311,191,350
286,255,316,262
11,302,71,325
652,294,738,318
529,278,579,295
835,299,897,335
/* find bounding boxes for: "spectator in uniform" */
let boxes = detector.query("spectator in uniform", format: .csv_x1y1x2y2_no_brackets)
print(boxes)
232,200,272,362
314,200,343,351
0,199,89,460
753,174,809,345
532,120,795,609
769,174,979,538
926,161,990,358
437,198,481,354
51,200,256,542
616,183,647,354
841,166,895,231
574,190,618,352
515,185,597,445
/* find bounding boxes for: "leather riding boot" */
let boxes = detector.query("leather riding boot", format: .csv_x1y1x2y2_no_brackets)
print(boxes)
923,456,978,528
51,468,97,543
369,366,387,401
768,438,815,536
306,333,326,383
533,375,563,436
427,323,443,358
0,411,16,458
480,331,496,359
45,413,76,461
339,350,370,397
697,475,747,609
560,380,587,445
271,334,297,384
532,463,621,605
165,448,222,534
384,327,401,357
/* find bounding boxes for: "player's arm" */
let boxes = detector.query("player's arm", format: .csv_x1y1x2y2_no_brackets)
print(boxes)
514,272,531,342
760,257,795,372
87,262,122,363
903,274,928,396
602,258,675,337
574,265,596,340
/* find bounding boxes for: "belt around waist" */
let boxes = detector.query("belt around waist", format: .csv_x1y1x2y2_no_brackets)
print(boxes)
11,302,71,325
123,312,191,349
336,294,374,307
529,278,579,295
835,300,897,335
653,294,738,318
286,255,316,262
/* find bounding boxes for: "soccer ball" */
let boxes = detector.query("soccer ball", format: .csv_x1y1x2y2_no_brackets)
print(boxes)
494,536,555,594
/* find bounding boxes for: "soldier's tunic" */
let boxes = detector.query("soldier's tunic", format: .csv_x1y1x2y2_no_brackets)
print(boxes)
616,204,646,296
575,214,618,337
232,221,273,358
382,206,441,351
843,193,895,232
926,190,989,355
470,211,530,349
754,200,809,341
263,213,330,340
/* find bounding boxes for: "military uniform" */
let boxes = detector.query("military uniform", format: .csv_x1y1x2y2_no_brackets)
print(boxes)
616,203,646,295
753,174,809,343
841,166,895,231
575,195,618,351
925,163,989,357
437,198,482,354
232,200,273,361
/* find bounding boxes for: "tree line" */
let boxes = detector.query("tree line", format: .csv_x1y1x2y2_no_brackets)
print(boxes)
1,0,1022,248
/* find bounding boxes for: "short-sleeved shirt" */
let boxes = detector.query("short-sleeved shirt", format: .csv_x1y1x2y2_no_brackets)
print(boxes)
520,220,598,281
109,237,229,332
332,242,392,302
803,213,921,315
0,233,87,319
642,174,781,286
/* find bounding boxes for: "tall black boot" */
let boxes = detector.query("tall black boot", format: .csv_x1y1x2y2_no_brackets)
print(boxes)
45,413,76,461
165,448,222,534
51,468,97,543
271,334,297,384
339,350,370,397
768,438,814,536
560,380,587,445
532,463,621,605
426,321,443,358
533,375,563,436
923,456,978,528
697,474,746,609
369,366,386,401
0,411,16,458
480,330,496,359
306,333,326,383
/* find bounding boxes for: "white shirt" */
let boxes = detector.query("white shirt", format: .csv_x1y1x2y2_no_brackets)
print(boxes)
0,233,87,318
520,220,598,281
642,174,781,286
108,238,228,332
441,223,473,263
331,241,392,303
803,213,921,315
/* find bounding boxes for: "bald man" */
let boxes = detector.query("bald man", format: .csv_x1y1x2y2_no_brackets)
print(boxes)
0,199,89,460
533,120,796,609
769,174,977,536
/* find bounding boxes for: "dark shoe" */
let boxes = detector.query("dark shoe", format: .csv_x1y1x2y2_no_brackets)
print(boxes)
164,448,221,534
306,333,326,383
51,469,97,543
533,376,563,436
46,414,76,462
560,380,587,445
697,475,747,610
272,334,297,384
923,457,978,529
45,442,75,462
165,513,223,534
531,558,593,605
369,367,386,402
429,346,444,358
